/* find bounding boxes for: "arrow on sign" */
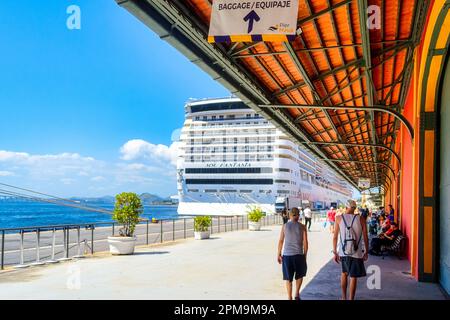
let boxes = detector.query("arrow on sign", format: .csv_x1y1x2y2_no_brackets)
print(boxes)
243,10,260,33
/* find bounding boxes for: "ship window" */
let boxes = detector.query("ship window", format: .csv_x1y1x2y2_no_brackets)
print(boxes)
204,189,217,193
186,179,273,185
275,180,290,184
187,189,199,192
239,190,252,193
220,190,237,193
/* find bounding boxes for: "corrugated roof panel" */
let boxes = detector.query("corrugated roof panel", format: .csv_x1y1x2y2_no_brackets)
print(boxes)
121,0,427,189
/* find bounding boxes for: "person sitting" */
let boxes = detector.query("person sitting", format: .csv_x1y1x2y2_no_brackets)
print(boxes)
369,223,402,256
380,217,391,233
368,213,378,235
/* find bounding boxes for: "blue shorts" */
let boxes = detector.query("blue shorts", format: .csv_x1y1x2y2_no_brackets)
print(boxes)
282,254,307,281
341,257,366,278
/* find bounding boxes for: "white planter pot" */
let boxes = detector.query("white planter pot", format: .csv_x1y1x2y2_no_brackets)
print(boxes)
107,236,137,255
194,231,210,240
248,221,261,231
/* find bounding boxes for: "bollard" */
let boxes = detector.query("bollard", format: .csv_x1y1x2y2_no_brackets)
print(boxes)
184,219,187,239
112,222,115,236
218,216,220,233
46,228,58,264
210,218,213,235
173,220,175,241
231,217,233,231
225,217,227,232
160,221,163,243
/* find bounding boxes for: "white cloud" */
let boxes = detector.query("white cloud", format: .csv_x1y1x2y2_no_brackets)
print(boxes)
0,138,179,197
120,139,180,166
91,176,106,182
60,178,75,185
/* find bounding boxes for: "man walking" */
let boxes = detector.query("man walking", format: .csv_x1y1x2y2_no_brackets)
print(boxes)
332,200,369,300
277,207,308,300
303,206,312,231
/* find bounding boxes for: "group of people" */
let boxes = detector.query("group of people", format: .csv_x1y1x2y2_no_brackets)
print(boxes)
277,200,402,300
367,205,402,256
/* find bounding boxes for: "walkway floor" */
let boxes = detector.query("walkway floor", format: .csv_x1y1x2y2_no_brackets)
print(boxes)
0,221,446,300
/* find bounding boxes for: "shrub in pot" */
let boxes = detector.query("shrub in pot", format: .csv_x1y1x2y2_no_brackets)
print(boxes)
194,216,212,240
247,207,265,231
107,192,143,255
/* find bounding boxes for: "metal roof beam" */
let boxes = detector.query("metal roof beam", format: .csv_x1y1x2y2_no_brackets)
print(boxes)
273,59,364,98
258,104,414,140
357,0,379,187
297,0,352,25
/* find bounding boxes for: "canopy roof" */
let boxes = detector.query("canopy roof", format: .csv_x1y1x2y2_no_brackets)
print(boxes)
116,0,429,191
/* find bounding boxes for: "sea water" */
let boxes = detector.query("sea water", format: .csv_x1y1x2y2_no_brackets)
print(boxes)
0,200,179,229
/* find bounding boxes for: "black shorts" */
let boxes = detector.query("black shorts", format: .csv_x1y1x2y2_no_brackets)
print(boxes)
282,254,307,281
340,257,366,278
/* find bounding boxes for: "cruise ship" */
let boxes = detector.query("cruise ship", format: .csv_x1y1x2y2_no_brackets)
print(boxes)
176,97,354,216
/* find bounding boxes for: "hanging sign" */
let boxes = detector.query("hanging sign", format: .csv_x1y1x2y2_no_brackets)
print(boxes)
358,178,371,189
208,0,299,43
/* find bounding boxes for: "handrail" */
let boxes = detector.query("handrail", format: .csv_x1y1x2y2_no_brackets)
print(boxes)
0,214,282,269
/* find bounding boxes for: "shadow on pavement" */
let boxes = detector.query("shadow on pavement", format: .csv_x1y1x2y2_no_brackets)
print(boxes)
301,255,446,300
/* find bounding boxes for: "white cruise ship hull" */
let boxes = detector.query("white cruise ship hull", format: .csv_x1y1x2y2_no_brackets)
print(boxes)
176,98,353,216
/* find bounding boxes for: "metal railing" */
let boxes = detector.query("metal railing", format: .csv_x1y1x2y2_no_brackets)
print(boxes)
0,214,282,270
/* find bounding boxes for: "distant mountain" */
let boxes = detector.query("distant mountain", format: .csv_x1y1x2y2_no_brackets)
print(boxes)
0,193,177,205
139,193,163,204
70,196,116,204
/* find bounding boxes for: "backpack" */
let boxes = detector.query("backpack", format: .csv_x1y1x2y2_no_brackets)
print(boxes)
341,215,362,256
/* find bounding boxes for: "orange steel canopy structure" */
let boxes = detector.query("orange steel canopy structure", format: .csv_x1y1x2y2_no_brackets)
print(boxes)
116,0,430,193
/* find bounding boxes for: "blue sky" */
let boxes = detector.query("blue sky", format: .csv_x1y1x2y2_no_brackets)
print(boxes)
0,0,229,197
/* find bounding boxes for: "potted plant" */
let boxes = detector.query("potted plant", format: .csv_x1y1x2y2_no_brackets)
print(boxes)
107,192,143,255
247,206,264,231
194,216,212,240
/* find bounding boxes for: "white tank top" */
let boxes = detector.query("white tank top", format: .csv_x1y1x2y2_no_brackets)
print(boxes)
338,214,365,258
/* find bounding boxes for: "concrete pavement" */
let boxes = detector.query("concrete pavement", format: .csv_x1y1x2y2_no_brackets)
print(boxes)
0,221,446,300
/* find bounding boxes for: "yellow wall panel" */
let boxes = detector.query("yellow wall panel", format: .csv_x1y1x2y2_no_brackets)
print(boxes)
424,131,435,197
424,206,434,274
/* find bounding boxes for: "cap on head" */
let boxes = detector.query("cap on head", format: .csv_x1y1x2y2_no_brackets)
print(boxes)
330,206,334,210
347,199,357,208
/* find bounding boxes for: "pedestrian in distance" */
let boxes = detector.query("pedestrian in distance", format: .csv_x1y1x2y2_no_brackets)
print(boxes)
332,199,369,300
277,207,308,300
327,207,337,233
303,206,312,231
281,209,289,224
